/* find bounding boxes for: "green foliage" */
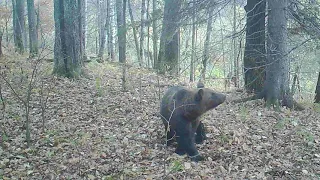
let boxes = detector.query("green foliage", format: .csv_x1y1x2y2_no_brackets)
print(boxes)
8,112,21,121
103,175,116,180
170,160,183,172
1,132,8,143
46,150,55,158
41,130,60,146
297,128,315,143
273,118,299,130
218,131,231,144
313,103,320,113
52,65,82,79
274,118,289,130
210,67,224,78
95,77,104,96
239,106,249,122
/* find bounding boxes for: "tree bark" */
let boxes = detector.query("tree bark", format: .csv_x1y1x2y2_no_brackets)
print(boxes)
233,0,239,87
315,72,320,103
265,0,291,107
80,0,86,60
201,5,214,81
158,0,181,74
98,0,107,60
244,0,266,93
152,0,158,69
12,0,25,54
107,0,115,61
27,0,38,57
190,0,196,82
5,0,9,44
0,30,3,57
128,0,141,65
140,0,146,66
116,0,126,63
232,0,304,110
146,0,151,68
53,0,83,78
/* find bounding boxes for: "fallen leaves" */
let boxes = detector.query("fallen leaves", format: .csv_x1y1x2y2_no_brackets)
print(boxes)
0,61,319,179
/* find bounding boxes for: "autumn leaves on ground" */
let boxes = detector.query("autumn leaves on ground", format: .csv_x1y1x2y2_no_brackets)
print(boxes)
1,57,320,179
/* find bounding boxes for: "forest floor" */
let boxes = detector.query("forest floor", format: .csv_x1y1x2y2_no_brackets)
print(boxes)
0,57,320,179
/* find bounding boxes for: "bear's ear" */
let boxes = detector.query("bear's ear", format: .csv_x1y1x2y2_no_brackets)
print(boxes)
195,89,204,101
197,82,205,88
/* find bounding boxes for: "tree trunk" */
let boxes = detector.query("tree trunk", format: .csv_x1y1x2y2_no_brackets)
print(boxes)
190,0,196,82
158,0,181,74
201,6,214,81
315,72,320,103
27,0,38,57
140,0,146,66
152,0,158,69
116,0,127,90
128,0,141,65
146,0,151,68
232,0,239,87
80,0,86,60
97,0,103,51
244,0,266,93
5,0,9,44
116,0,126,63
0,30,3,57
98,0,107,60
12,0,25,54
53,0,83,78
106,0,111,60
265,0,290,107
107,0,115,61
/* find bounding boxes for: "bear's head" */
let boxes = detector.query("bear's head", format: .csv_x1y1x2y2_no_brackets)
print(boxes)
195,88,226,112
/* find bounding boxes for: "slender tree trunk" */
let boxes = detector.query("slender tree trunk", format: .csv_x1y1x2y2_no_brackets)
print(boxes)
140,0,146,66
84,0,88,53
244,0,266,93
5,0,9,44
116,0,126,63
116,0,127,90
233,0,239,87
201,6,214,81
265,0,290,107
190,0,196,82
219,13,227,90
152,0,158,69
97,0,102,50
0,30,3,57
36,2,41,48
27,0,38,57
108,0,115,61
106,0,111,60
80,0,86,60
12,0,25,54
146,0,151,68
98,0,107,60
158,0,181,74
315,72,320,103
128,0,141,65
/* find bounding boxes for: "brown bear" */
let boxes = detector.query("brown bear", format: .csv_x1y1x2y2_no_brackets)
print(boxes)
160,84,226,162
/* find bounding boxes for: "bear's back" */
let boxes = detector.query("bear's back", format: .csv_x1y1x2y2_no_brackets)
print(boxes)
160,86,196,121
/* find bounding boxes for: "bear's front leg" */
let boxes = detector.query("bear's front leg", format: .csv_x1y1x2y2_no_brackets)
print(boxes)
176,120,204,162
195,122,207,144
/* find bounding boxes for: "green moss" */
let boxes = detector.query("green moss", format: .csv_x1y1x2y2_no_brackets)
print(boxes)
52,66,82,78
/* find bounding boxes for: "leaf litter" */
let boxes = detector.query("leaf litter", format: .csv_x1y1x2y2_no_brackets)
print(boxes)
0,60,319,179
